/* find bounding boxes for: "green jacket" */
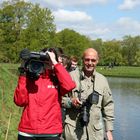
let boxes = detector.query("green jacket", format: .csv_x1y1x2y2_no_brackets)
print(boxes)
63,69,114,140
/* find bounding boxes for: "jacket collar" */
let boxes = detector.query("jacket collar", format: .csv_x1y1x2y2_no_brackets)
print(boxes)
80,69,95,82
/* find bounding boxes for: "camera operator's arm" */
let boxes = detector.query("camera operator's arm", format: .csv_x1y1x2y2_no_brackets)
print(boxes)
62,69,82,108
55,64,76,95
14,76,29,107
48,51,76,94
47,51,76,95
14,60,29,106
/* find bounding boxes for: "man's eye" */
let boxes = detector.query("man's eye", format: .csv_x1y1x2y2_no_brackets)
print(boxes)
84,58,96,62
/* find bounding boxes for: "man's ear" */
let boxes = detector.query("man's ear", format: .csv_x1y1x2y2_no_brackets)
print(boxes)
96,55,99,64
97,58,99,63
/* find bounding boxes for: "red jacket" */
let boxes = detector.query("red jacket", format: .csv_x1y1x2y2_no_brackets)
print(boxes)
14,63,75,134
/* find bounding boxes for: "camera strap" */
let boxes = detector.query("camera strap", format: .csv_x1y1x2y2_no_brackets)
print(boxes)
78,70,96,140
78,69,95,102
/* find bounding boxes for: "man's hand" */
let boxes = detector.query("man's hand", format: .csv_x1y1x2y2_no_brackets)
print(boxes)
106,131,113,140
71,97,82,108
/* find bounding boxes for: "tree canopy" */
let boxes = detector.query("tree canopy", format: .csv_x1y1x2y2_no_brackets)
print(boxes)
0,0,140,66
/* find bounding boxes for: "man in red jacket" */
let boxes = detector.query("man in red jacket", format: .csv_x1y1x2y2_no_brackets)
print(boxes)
14,49,75,140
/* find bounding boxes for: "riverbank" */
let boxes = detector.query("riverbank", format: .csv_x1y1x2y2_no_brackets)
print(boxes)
97,66,140,78
0,63,140,78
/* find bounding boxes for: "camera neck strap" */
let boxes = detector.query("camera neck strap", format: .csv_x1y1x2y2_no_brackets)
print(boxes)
78,70,95,140
78,69,95,101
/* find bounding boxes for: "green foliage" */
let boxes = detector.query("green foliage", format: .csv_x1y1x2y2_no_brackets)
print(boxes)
0,63,21,140
91,38,103,56
0,0,32,62
100,40,123,66
0,0,140,66
23,3,56,50
121,35,140,66
0,0,56,63
56,29,92,60
134,48,140,66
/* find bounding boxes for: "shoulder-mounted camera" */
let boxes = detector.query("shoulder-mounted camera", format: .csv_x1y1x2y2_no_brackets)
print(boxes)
19,48,57,80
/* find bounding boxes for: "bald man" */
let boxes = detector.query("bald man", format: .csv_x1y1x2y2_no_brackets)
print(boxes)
62,48,114,140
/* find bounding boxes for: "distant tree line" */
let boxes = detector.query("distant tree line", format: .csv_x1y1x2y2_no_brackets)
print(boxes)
0,0,140,66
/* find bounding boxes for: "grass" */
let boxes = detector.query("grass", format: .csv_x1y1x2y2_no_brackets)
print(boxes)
0,63,21,140
97,66,140,78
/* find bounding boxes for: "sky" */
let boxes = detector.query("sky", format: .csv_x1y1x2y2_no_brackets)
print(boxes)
1,0,140,41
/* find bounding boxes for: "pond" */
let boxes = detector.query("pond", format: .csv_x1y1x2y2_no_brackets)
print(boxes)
108,77,140,140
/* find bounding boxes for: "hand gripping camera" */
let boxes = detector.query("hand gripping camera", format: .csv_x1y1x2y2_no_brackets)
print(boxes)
19,48,51,79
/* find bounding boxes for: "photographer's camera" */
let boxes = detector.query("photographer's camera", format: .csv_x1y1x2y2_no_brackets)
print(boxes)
79,91,99,126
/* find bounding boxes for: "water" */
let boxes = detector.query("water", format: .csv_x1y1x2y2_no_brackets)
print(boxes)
107,77,140,140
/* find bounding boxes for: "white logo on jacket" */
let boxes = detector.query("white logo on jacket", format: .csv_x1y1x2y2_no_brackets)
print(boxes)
47,85,58,89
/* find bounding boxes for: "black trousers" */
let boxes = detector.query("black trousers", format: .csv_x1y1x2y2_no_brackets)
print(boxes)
18,134,60,140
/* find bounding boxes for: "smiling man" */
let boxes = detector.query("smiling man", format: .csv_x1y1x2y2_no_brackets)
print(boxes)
63,48,115,140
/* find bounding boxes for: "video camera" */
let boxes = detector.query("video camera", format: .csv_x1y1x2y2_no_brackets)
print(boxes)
19,48,55,79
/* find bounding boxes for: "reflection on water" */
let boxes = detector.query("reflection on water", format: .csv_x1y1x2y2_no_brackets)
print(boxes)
107,77,140,140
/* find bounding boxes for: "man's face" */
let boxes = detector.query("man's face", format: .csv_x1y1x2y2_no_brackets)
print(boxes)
71,61,77,69
83,51,98,72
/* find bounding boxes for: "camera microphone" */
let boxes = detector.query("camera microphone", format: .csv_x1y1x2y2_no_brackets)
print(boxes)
20,48,30,60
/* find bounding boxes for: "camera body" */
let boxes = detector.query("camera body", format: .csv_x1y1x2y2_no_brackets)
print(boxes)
80,91,99,126
80,101,90,126
19,48,50,79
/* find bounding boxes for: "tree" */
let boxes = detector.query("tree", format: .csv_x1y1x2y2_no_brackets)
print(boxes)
0,0,32,62
23,3,56,51
91,39,104,65
121,35,140,66
56,28,92,60
0,0,56,63
134,48,140,66
100,40,123,66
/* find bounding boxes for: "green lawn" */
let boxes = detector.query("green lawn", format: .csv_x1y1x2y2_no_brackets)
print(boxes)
0,63,20,140
97,66,140,78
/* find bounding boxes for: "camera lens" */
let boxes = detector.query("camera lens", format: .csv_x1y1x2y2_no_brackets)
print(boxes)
81,105,89,126
29,60,44,74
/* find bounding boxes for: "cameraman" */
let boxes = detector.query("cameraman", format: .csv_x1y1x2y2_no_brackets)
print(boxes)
63,48,114,140
14,48,76,140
